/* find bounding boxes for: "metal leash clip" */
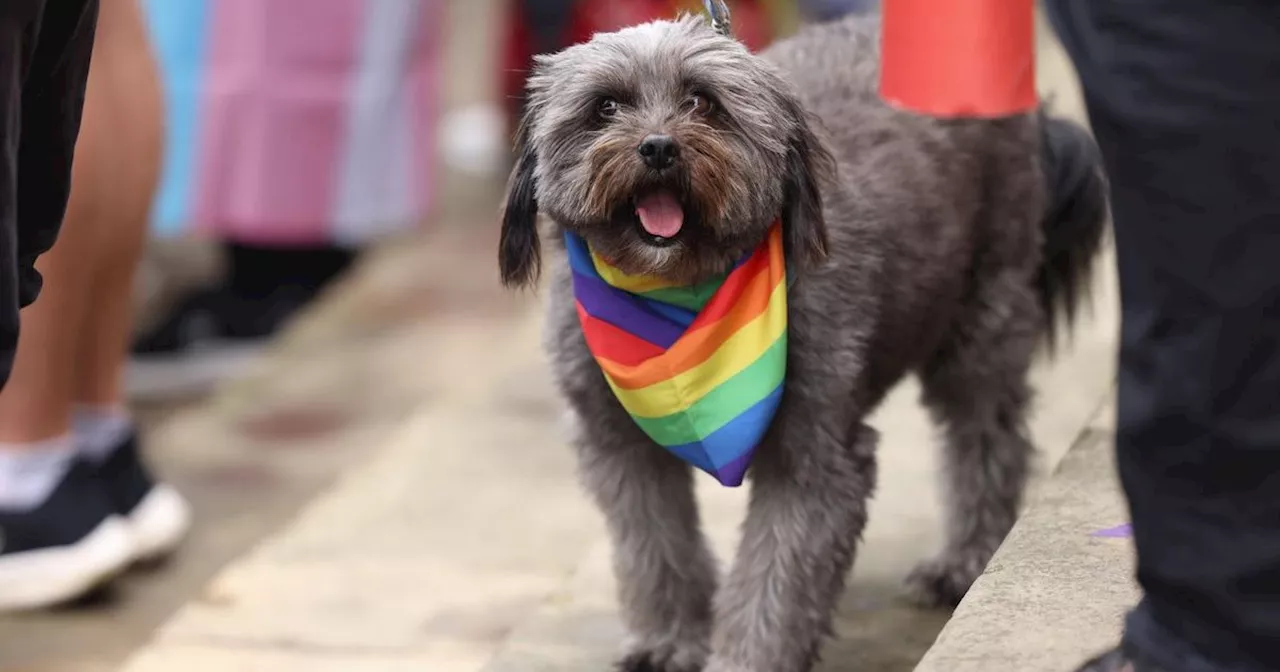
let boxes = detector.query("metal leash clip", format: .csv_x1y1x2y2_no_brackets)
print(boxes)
702,0,733,38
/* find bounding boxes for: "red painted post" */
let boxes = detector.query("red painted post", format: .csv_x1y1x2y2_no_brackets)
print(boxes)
880,0,1037,118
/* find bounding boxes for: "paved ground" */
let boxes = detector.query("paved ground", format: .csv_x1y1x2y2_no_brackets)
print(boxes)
0,8,1122,672
916,417,1140,672
0,219,525,672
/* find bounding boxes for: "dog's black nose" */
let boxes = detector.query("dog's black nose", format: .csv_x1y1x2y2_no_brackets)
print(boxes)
638,135,679,170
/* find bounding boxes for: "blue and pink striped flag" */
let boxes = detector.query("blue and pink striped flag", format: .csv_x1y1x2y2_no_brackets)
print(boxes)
141,0,442,245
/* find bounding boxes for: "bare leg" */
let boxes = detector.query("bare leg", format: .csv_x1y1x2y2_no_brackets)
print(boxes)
705,420,878,672
905,280,1039,607
572,410,718,672
73,0,161,408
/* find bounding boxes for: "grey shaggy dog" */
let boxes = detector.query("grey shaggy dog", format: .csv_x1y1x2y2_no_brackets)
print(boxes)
499,13,1108,672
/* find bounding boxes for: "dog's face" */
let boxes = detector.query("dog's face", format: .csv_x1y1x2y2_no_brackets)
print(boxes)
500,16,834,287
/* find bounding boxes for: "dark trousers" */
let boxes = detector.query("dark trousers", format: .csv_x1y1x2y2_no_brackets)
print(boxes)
0,0,98,386
1046,2,1280,670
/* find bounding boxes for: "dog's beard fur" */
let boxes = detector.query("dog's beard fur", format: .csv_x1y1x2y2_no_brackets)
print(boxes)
577,120,750,282
499,16,831,287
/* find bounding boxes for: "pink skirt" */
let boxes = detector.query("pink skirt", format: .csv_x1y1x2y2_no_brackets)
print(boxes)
149,0,443,246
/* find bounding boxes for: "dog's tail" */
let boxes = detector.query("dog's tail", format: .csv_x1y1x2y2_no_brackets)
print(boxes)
1036,112,1109,352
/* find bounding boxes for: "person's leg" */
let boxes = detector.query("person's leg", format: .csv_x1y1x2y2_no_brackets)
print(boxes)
72,0,189,564
219,241,357,335
74,0,158,410
0,74,101,509
1046,1,1280,670
127,241,358,393
0,0,135,613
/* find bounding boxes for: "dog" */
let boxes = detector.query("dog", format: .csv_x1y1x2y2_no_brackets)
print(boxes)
498,13,1108,672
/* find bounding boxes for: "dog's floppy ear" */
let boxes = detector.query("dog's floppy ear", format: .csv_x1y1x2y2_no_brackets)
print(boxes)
499,119,541,288
780,100,834,270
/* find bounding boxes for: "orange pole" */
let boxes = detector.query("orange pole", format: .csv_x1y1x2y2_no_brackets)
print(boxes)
880,0,1037,118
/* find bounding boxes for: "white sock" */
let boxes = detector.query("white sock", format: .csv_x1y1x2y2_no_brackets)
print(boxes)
73,405,133,463
0,437,75,511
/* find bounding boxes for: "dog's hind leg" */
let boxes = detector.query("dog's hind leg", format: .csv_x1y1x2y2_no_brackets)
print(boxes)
571,412,718,672
705,419,878,672
905,277,1041,607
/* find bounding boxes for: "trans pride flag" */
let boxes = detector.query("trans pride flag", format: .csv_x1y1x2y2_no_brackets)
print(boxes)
141,0,442,245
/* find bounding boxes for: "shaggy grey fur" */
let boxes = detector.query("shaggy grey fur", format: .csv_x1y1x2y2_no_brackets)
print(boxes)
499,14,1108,672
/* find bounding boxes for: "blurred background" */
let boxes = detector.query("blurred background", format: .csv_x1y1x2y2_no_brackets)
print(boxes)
0,2,1116,672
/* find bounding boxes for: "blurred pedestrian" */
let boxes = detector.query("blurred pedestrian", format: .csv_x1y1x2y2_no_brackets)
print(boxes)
130,0,443,397
0,0,189,612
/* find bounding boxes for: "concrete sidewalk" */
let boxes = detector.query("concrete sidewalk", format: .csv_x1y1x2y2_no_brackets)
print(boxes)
915,419,1138,672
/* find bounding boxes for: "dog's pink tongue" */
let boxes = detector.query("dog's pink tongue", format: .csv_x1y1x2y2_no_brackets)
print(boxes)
635,192,684,238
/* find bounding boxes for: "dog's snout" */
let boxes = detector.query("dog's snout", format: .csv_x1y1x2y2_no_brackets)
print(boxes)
638,135,680,170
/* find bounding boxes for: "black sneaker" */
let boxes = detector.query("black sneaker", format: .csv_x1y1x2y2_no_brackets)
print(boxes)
133,284,315,354
0,461,133,611
128,288,269,401
128,286,317,401
94,433,191,564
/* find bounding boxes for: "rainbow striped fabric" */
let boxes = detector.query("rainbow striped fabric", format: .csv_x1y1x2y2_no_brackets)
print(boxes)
565,223,788,487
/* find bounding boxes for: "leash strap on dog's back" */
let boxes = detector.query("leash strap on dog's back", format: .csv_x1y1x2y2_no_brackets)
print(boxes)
703,0,733,38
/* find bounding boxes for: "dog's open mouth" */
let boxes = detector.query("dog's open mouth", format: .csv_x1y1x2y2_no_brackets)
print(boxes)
631,190,686,247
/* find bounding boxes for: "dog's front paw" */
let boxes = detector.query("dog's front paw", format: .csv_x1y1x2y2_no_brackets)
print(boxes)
902,552,989,608
616,642,706,672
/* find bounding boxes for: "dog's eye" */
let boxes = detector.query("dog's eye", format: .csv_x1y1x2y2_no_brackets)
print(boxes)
598,97,620,118
685,94,714,116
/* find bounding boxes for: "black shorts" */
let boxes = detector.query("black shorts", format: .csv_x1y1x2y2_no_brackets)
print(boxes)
0,0,98,386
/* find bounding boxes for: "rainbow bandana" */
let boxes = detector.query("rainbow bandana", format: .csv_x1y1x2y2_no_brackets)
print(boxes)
565,223,788,487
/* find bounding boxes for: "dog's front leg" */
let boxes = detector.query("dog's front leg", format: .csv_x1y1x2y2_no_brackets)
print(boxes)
572,413,718,672
705,420,878,672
